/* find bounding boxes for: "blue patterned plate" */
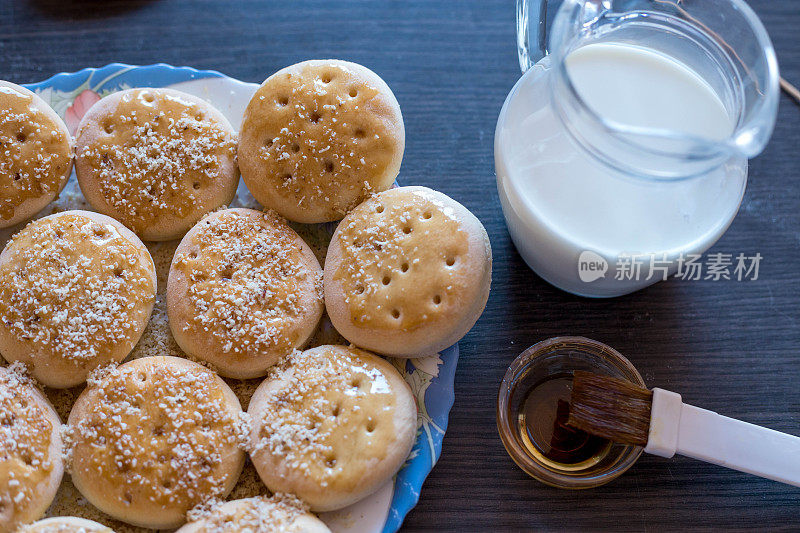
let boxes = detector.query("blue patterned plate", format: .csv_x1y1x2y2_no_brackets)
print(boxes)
23,64,458,533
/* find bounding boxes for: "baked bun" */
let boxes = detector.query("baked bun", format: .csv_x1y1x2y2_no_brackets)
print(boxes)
0,366,63,531
167,208,323,379
238,60,404,223
0,210,156,388
0,80,72,229
75,88,238,241
67,356,245,529
18,516,114,532
324,186,491,357
177,495,329,533
247,345,416,511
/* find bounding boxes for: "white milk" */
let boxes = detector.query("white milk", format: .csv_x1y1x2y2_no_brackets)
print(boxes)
566,44,733,140
495,42,747,297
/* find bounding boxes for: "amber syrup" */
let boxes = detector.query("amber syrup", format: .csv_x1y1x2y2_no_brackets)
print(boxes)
517,374,611,471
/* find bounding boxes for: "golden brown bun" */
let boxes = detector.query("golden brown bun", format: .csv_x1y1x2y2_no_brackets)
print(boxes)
74,88,239,241
238,60,404,223
67,356,245,529
167,208,323,379
0,366,64,531
247,345,417,512
0,210,156,388
0,80,73,229
18,516,115,532
324,186,491,357
176,495,330,533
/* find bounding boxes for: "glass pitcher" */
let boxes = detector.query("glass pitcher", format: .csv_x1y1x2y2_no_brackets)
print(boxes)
495,0,779,297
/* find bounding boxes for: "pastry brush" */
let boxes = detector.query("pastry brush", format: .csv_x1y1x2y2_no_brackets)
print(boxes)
567,371,800,487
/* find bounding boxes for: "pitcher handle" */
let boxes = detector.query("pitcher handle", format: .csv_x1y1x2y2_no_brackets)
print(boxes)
517,0,550,72
517,0,611,73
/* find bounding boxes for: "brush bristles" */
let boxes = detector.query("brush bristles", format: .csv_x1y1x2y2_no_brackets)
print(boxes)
567,371,653,447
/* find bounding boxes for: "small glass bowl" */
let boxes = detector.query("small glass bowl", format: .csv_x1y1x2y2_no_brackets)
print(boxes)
497,336,645,489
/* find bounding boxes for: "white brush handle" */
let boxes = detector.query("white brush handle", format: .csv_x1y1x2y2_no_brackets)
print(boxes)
644,388,800,487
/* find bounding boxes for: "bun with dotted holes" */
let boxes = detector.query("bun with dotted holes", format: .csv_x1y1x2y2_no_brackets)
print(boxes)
18,516,114,532
0,210,156,388
176,495,330,533
238,59,404,223
0,80,72,229
0,366,64,531
67,356,245,529
167,208,324,379
247,345,416,512
74,88,239,241
323,186,491,357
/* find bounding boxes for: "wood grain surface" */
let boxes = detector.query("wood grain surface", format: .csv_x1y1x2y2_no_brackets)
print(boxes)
1,0,798,530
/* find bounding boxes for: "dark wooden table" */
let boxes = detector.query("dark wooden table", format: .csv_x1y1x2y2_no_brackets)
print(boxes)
2,0,798,530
